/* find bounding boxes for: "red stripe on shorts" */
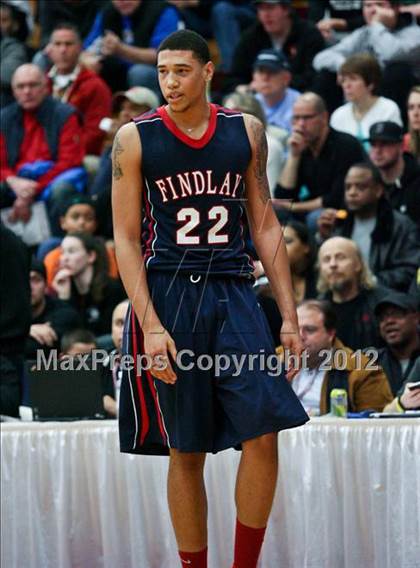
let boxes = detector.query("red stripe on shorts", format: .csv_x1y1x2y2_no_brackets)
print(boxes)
131,309,149,445
145,367,168,445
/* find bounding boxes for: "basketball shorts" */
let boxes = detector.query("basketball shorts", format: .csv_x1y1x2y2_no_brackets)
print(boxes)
119,271,309,455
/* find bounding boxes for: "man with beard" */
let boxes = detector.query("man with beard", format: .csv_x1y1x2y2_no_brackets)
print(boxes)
284,299,392,415
368,121,420,224
317,162,419,291
375,293,419,395
317,236,390,350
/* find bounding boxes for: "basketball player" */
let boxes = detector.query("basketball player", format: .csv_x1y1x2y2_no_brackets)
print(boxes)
112,30,308,568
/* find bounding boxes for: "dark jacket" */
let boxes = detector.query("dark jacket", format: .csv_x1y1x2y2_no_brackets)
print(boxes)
0,96,76,167
377,345,420,396
66,278,126,337
321,286,390,351
383,153,420,225
335,198,419,292
0,224,31,354
230,12,325,91
25,296,82,360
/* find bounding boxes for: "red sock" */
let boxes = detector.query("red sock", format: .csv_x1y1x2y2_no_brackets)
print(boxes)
178,547,207,567
232,519,266,568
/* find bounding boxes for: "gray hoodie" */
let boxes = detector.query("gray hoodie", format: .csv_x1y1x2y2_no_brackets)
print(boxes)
313,20,420,79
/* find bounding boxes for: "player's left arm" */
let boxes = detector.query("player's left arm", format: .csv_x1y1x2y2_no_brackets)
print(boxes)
243,114,302,379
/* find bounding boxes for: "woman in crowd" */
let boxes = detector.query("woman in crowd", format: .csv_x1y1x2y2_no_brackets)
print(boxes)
256,220,317,342
51,232,125,336
283,220,318,304
330,53,402,149
404,85,420,162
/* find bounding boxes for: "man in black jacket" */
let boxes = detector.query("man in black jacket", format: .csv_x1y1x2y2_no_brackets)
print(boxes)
229,0,325,92
25,259,82,360
375,292,419,396
318,162,419,292
368,121,420,225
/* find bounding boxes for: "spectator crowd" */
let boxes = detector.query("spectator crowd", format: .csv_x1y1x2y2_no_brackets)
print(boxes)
1,0,419,419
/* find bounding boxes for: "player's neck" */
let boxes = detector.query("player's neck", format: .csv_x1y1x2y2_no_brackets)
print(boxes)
166,100,211,138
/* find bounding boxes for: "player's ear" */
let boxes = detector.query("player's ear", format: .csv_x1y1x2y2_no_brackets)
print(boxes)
203,61,215,83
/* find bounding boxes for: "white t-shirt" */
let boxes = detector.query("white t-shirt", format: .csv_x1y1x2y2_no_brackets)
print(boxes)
292,367,325,416
330,97,403,144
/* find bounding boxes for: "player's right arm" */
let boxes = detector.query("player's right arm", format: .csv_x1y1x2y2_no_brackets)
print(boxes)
111,122,177,384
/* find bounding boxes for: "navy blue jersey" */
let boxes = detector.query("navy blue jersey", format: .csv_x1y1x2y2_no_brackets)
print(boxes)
134,104,254,277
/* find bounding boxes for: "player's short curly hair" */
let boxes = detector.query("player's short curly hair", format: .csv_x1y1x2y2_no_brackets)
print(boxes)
157,30,211,65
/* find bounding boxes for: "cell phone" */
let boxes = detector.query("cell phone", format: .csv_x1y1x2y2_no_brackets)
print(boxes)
407,381,420,391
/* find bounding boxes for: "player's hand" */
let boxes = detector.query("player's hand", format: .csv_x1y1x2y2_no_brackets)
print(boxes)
317,208,336,239
52,268,72,300
143,328,178,385
29,322,58,346
288,130,307,157
400,383,420,410
370,6,397,28
280,320,303,382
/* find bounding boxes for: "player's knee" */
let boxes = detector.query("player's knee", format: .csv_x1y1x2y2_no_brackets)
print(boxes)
242,432,278,459
169,450,206,473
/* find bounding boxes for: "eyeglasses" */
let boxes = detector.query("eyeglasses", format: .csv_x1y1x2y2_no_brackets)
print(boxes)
292,113,320,122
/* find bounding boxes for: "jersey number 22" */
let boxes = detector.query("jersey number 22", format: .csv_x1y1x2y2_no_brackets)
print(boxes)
176,206,229,245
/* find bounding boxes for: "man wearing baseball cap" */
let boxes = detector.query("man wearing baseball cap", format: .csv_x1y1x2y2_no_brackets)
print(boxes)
375,292,419,396
368,121,420,224
251,48,300,133
229,0,324,92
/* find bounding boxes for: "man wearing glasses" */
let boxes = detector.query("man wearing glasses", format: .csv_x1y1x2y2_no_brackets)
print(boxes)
277,91,365,230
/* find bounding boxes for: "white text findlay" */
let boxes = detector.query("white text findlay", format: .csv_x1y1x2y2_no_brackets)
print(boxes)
153,170,243,203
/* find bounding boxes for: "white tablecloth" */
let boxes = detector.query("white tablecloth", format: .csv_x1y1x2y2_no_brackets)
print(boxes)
1,419,419,568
